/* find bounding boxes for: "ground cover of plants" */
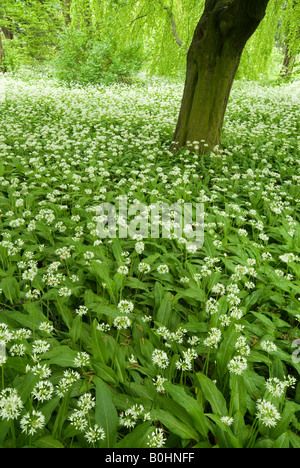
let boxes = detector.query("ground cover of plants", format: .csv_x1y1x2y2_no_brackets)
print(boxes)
0,73,299,448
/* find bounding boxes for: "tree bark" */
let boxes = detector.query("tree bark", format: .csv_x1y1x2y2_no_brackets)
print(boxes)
280,48,295,78
63,0,72,26
1,26,14,40
172,0,270,154
0,32,5,72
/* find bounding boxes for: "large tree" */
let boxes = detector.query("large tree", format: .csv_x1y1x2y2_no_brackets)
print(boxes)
172,0,270,154
0,32,4,70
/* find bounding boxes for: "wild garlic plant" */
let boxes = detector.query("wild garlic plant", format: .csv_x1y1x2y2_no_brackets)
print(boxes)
0,74,299,448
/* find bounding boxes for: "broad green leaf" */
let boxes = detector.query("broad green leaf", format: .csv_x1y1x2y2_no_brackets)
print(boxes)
206,414,242,448
172,288,205,305
115,422,152,448
92,360,119,385
216,325,239,379
33,436,65,449
15,371,39,403
288,431,300,449
273,432,290,449
151,409,199,441
164,382,209,438
229,374,248,417
196,373,228,416
41,346,78,367
69,314,82,344
269,402,300,440
0,277,20,303
95,378,118,448
156,291,172,326
251,311,276,331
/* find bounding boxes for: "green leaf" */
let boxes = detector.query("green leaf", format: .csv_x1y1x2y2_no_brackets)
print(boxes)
164,382,209,438
151,409,199,441
69,315,82,344
115,422,152,448
41,346,78,367
33,436,65,448
154,281,164,309
92,359,119,385
40,397,61,425
172,288,205,305
251,311,276,331
91,320,110,364
216,325,239,379
229,374,248,417
95,378,118,448
288,431,300,448
273,433,290,449
156,291,172,326
0,277,20,303
15,371,39,403
196,373,228,416
90,260,116,301
52,390,71,440
205,414,242,448
269,402,300,440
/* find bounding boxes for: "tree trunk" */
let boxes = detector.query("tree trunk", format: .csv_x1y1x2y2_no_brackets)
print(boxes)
172,0,270,153
280,48,295,78
63,0,72,26
0,32,5,72
2,26,14,40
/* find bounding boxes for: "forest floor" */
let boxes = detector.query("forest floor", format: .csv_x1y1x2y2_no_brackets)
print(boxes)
0,74,299,448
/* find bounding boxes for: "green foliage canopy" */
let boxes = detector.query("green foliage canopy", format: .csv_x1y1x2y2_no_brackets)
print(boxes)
0,0,299,80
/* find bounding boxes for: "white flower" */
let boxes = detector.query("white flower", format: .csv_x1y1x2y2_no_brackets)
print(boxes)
227,355,248,375
85,424,106,444
203,328,222,349
74,351,91,367
138,262,151,274
153,375,167,393
206,298,218,315
157,264,169,274
84,251,95,260
69,409,88,431
151,349,169,369
32,380,54,402
135,241,145,254
221,416,234,426
256,399,281,428
113,316,132,330
261,340,277,353
20,410,45,435
78,393,96,411
39,321,54,334
0,388,23,420
117,265,129,275
265,378,286,397
118,300,134,314
32,340,50,355
58,287,72,297
75,305,88,316
147,428,166,448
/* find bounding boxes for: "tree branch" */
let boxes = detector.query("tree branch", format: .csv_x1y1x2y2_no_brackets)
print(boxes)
162,5,187,51
126,13,148,29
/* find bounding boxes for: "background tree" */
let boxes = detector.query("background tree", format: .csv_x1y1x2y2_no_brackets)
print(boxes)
0,0,299,90
0,32,4,71
0,0,63,70
279,0,300,77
